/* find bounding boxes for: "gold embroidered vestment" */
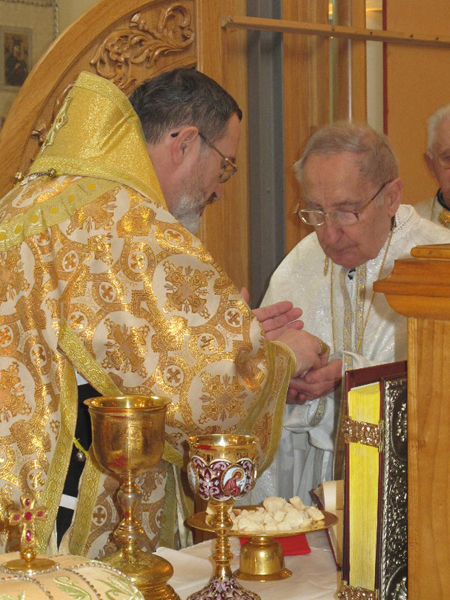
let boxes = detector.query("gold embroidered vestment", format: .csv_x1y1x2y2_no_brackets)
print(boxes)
0,72,293,557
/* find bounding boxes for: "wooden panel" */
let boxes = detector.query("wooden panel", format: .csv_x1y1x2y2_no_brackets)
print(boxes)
385,0,450,206
196,0,249,290
283,0,329,254
407,317,450,599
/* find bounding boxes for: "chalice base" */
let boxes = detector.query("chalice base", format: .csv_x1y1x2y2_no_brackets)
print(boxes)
102,548,180,600
187,575,261,600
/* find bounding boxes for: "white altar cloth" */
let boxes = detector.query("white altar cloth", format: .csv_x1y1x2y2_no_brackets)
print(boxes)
157,531,340,599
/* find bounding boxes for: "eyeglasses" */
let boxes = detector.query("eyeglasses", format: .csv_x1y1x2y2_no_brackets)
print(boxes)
197,132,238,183
429,151,450,170
171,131,238,183
295,180,393,227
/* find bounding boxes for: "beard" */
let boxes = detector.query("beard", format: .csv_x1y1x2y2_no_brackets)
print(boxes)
170,160,217,233
171,191,205,233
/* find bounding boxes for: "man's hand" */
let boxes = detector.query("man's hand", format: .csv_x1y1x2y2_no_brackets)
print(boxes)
276,329,329,377
241,287,304,341
286,359,342,404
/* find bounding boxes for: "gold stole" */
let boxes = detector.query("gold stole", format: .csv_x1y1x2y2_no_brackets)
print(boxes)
334,265,368,478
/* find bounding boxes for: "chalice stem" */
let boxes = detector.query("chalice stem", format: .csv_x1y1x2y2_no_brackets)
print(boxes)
212,502,234,578
115,477,147,553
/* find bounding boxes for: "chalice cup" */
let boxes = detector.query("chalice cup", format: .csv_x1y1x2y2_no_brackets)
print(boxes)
85,395,180,600
187,433,261,600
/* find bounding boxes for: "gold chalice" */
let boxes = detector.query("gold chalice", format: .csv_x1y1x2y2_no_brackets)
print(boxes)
187,433,261,600
85,395,180,600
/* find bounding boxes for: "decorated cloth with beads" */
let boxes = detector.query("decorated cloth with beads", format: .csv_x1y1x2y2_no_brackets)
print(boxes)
0,553,144,599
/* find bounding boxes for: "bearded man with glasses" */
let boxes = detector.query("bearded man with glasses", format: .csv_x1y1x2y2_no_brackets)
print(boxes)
416,104,450,228
0,67,328,557
248,121,450,507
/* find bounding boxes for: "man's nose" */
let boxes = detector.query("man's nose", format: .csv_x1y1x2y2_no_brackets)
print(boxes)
321,217,343,242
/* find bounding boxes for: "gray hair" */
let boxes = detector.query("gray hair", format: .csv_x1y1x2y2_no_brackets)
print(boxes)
427,104,450,155
129,67,242,145
294,121,398,187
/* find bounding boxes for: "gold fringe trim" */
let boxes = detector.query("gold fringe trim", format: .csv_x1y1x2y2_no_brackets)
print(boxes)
0,178,116,251
67,448,103,556
251,342,295,473
58,319,121,397
35,361,78,552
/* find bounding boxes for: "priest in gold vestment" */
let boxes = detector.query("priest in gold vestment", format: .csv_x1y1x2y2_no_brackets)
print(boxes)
0,69,326,557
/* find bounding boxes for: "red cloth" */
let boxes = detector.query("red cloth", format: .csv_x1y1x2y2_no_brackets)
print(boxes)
239,533,311,556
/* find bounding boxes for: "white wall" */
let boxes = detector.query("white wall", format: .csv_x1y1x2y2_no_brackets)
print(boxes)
58,0,100,33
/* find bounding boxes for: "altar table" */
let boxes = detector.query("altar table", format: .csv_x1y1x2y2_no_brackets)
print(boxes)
157,531,340,600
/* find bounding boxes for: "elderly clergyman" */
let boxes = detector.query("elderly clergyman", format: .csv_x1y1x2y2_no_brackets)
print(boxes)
416,104,450,228
0,69,327,557
249,121,450,505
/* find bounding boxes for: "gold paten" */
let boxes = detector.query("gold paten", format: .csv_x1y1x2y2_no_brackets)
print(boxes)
342,416,383,449
188,508,337,582
338,581,379,599
85,395,180,600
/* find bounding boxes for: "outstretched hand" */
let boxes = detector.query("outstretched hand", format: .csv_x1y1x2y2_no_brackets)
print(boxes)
286,358,342,404
241,287,304,341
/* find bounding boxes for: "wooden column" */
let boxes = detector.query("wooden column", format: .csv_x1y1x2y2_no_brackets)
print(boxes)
282,0,329,255
374,244,450,600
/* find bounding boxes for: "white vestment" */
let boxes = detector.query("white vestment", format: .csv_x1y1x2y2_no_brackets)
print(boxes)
414,195,443,224
248,204,450,504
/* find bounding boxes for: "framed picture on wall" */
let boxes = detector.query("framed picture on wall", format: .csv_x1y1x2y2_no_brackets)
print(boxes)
2,28,32,88
0,0,58,128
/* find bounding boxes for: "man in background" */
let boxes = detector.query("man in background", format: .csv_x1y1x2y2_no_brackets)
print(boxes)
0,68,326,557
415,104,450,227
249,121,450,505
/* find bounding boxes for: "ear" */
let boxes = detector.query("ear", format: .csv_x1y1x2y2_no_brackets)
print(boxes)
424,152,438,179
386,177,403,218
170,126,200,165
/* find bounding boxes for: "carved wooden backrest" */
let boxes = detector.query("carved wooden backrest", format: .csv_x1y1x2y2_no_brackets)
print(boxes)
0,0,250,290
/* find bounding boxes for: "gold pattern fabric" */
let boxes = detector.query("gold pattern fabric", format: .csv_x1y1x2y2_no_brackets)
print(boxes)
0,72,294,557
438,208,450,228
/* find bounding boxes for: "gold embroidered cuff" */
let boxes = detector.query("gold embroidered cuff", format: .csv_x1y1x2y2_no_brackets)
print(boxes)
271,340,297,373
